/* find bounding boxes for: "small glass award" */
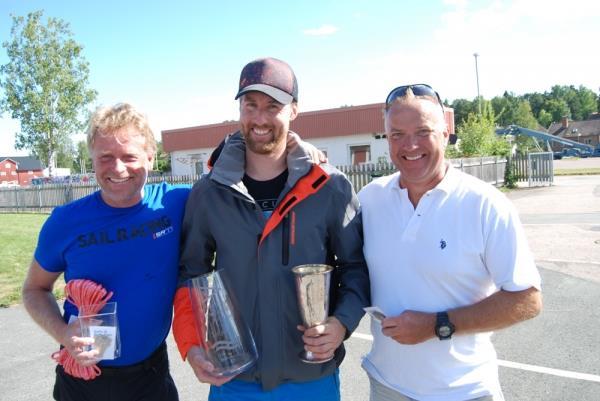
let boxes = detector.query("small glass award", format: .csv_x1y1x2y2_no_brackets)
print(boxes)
78,302,120,360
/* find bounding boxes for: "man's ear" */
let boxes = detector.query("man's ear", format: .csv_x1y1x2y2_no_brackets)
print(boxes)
147,151,156,170
289,102,299,121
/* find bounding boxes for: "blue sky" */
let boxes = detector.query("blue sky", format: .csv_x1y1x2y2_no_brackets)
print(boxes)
1,0,599,156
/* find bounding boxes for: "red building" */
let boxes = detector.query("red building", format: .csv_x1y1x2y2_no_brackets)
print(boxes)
162,102,455,175
0,156,44,187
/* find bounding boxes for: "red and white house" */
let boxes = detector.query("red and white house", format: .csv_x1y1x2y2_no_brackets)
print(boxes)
0,156,44,187
162,102,455,176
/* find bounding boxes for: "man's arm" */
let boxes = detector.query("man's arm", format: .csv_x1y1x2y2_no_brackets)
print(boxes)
303,173,370,359
327,176,371,333
382,287,542,344
450,286,541,333
22,259,66,344
172,183,232,385
22,259,97,365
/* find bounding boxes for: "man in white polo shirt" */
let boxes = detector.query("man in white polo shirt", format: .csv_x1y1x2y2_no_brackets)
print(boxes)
358,84,542,401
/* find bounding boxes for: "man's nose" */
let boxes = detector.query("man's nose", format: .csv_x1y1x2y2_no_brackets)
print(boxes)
253,110,268,125
113,159,127,172
401,134,419,149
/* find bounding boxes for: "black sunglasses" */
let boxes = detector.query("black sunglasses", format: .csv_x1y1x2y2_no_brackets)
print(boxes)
384,84,457,144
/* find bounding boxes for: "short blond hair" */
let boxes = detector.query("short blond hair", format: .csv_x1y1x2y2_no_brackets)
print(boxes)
383,88,446,133
86,103,157,155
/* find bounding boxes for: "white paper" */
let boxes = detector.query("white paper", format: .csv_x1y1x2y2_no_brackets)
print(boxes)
89,325,117,360
363,306,386,323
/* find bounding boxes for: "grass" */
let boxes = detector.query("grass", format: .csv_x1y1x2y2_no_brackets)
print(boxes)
554,168,600,176
0,213,65,307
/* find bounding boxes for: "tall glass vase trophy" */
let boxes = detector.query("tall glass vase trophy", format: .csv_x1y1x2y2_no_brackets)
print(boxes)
292,264,334,363
187,270,257,376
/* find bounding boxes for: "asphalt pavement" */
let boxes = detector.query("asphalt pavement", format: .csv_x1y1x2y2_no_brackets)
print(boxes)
1,173,599,401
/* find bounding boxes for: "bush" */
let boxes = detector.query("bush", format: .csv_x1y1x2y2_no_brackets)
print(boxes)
503,155,518,189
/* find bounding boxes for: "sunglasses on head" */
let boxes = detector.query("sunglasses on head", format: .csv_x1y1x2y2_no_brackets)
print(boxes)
385,84,443,110
384,84,457,144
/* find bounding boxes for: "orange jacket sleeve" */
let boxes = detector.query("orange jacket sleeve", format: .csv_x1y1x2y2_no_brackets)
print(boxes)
172,287,202,360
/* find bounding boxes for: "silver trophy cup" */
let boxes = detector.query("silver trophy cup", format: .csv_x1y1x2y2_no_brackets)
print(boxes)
292,264,334,364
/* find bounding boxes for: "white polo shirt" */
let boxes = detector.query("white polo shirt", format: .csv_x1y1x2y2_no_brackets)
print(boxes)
359,165,541,401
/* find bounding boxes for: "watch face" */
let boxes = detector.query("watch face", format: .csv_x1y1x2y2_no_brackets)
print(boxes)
438,325,452,337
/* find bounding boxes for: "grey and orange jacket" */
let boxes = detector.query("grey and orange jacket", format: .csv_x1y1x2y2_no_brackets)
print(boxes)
172,131,370,390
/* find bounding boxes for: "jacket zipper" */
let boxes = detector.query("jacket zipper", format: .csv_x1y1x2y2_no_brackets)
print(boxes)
282,214,290,265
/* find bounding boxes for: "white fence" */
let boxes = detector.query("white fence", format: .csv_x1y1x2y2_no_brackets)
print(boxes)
0,157,507,212
339,156,507,191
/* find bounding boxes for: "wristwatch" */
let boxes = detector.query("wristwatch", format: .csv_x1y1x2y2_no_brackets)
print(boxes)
435,311,455,340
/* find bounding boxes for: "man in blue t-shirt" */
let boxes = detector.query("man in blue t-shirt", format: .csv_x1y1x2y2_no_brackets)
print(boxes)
22,102,324,401
22,103,188,401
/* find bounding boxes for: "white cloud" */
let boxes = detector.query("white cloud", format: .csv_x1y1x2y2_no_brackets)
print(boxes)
359,0,600,102
303,24,339,36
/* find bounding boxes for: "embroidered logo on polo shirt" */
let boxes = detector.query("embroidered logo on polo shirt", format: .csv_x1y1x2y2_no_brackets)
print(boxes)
440,239,447,250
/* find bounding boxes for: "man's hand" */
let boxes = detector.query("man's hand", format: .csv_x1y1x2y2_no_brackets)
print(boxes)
287,132,327,164
298,316,346,361
60,318,99,366
381,310,436,345
187,346,233,386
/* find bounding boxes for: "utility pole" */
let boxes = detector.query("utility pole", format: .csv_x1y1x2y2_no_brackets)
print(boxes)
473,52,481,115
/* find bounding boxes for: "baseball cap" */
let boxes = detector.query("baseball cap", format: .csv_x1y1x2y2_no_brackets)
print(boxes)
235,57,298,104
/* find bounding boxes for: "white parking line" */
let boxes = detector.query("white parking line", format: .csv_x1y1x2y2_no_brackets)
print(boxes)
351,332,600,383
497,360,600,383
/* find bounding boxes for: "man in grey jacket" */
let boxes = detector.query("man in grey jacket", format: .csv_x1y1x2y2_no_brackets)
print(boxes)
172,57,370,401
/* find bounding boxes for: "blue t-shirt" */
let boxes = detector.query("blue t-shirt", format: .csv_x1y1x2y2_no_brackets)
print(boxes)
35,182,190,366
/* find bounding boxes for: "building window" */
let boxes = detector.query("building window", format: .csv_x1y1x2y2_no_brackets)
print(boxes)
28,170,33,174
350,145,370,165
5,163,10,168
11,171,17,175
0,171,5,176
318,149,328,157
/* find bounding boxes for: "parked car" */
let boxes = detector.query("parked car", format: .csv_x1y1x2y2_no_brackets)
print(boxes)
561,148,583,158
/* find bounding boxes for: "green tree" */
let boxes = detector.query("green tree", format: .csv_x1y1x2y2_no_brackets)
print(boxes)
450,98,478,126
56,138,75,169
511,101,538,128
545,85,598,121
537,109,553,128
456,101,509,157
524,85,598,125
523,92,545,119
491,92,538,128
542,98,570,123
155,142,171,173
573,85,598,120
0,10,97,176
73,140,92,174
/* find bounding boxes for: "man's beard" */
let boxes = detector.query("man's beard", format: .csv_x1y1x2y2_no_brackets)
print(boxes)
242,129,286,155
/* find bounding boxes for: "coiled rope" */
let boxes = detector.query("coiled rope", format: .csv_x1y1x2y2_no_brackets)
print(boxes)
52,279,113,380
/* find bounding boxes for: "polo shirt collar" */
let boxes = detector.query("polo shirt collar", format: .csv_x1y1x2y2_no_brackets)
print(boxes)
387,162,458,195
435,162,459,194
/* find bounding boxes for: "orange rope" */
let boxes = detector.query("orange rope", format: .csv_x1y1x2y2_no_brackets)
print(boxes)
51,279,113,380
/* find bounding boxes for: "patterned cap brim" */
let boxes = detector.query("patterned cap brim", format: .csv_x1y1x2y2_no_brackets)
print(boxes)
235,84,294,105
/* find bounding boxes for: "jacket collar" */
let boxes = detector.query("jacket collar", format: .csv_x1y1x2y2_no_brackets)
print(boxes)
210,130,314,191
